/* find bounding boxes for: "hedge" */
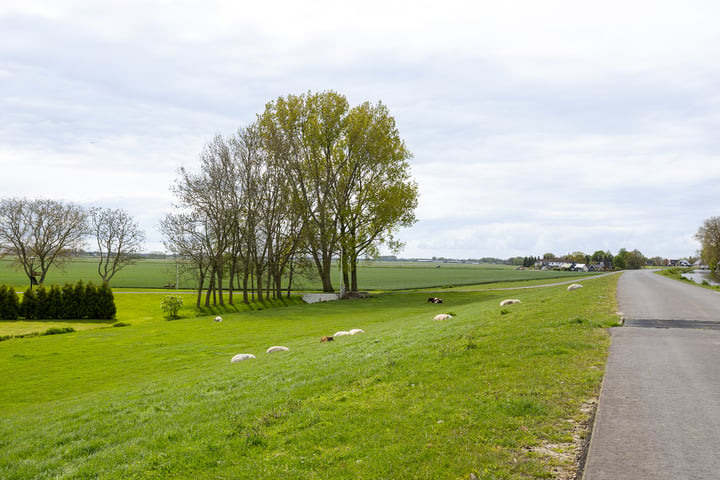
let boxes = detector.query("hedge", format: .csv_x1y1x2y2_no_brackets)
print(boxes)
0,281,116,320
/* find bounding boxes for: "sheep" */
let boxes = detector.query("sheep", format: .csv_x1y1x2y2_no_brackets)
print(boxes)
214,316,222,322
266,346,289,354
231,353,255,363
567,284,584,291
433,313,453,321
427,297,443,304
334,331,350,337
349,328,364,335
499,299,521,306
320,336,334,342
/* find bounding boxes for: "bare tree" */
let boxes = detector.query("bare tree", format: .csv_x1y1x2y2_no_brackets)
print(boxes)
159,212,213,307
90,207,145,284
0,198,87,286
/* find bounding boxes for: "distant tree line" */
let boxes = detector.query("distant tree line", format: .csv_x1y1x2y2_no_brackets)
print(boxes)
0,281,116,320
161,90,419,307
0,198,145,287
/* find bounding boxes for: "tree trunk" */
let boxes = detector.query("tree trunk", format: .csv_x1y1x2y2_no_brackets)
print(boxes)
350,254,359,292
216,265,224,306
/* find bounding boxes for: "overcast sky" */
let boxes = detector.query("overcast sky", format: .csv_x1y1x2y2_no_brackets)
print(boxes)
2,0,719,260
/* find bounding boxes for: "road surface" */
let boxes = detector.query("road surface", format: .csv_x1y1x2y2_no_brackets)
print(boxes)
582,269,720,479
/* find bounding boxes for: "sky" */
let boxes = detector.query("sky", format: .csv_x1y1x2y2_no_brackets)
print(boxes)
2,0,719,260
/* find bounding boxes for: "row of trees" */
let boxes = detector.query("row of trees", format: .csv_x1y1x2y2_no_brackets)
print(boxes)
534,249,648,269
0,198,145,286
161,90,419,307
0,281,116,320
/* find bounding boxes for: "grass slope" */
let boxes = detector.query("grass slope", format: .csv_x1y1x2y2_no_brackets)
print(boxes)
0,275,620,479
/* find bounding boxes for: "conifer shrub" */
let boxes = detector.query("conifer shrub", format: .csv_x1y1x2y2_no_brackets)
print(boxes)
21,288,38,320
35,286,51,320
0,282,116,320
0,285,20,320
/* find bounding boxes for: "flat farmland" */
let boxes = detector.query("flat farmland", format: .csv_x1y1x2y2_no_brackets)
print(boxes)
0,258,595,291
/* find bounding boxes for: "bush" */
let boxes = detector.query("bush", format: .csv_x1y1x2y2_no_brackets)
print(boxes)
47,285,62,319
35,286,50,319
0,285,20,320
0,282,116,320
43,327,75,336
96,282,117,319
161,295,183,319
21,288,37,320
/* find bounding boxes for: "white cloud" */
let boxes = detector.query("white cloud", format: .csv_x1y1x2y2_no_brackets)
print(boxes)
2,0,719,259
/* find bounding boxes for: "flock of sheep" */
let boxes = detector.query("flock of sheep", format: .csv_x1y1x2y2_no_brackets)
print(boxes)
228,283,584,364
230,327,366,363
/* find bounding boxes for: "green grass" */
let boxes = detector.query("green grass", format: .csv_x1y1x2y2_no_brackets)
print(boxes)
0,258,597,291
0,274,620,479
0,258,187,290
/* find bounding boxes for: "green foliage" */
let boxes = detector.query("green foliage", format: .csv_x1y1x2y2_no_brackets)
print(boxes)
696,216,720,271
0,285,19,320
42,327,75,336
0,282,116,321
161,295,184,319
20,287,37,319
96,282,117,319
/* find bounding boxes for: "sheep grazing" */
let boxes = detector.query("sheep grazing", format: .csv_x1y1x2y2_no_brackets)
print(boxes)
427,297,443,304
500,299,521,306
266,346,289,354
349,328,364,335
320,336,334,342
214,316,222,322
231,353,255,363
334,331,350,337
567,284,584,291
433,313,453,321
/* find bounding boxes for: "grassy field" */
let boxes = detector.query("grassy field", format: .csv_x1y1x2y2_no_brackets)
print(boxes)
0,258,596,291
0,272,620,479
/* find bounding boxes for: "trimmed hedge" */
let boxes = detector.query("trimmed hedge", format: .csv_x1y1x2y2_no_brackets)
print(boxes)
0,281,116,320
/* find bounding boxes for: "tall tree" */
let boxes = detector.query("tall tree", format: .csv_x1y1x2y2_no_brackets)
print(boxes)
170,135,239,306
159,212,213,307
336,101,418,291
259,91,417,292
0,198,87,286
90,207,145,284
259,91,350,292
695,216,720,272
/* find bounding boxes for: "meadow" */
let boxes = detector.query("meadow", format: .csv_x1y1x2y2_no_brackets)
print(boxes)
0,264,620,479
0,257,594,291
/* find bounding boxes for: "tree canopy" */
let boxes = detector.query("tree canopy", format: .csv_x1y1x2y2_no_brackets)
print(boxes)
695,216,720,272
162,90,418,303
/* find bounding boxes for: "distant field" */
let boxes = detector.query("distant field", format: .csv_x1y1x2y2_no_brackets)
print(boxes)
0,258,596,291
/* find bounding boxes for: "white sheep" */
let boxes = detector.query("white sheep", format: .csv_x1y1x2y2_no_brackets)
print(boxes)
500,299,521,306
334,331,350,337
349,328,364,335
214,316,222,322
266,346,289,354
433,314,453,321
231,353,255,363
567,284,583,291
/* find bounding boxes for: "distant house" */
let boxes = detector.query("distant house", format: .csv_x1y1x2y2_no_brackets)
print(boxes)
573,263,588,272
670,259,691,267
588,262,612,271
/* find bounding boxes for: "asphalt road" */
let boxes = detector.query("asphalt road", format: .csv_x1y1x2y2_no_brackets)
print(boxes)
582,270,720,479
